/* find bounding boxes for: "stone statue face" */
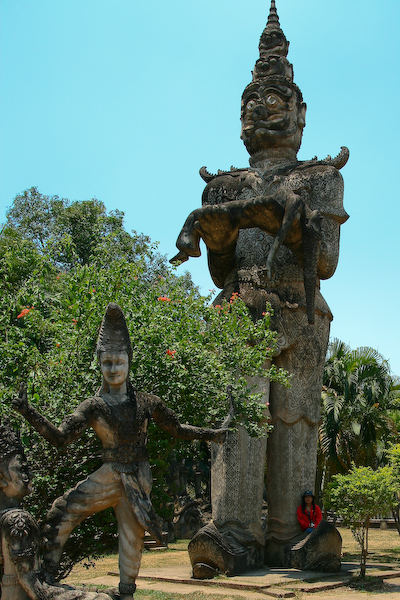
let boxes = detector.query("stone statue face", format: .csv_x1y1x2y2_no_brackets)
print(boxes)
100,350,129,389
241,83,306,156
0,453,31,500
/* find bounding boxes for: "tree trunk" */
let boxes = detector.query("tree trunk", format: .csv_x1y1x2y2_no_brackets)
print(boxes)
359,526,367,578
392,505,400,536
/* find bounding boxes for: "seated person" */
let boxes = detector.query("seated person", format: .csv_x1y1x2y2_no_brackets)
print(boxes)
0,419,111,600
296,490,322,534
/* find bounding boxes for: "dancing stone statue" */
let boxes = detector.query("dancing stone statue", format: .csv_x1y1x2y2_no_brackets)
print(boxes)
172,0,348,570
13,303,228,598
0,420,113,600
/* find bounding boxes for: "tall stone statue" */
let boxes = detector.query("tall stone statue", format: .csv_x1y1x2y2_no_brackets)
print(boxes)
13,303,228,598
0,420,113,600
172,0,348,567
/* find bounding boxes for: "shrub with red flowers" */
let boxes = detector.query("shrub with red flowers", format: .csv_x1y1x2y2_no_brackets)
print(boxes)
17,306,33,319
0,189,289,577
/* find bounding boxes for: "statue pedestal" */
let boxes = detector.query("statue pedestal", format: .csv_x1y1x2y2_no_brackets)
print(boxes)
264,520,342,571
188,426,267,578
288,521,342,572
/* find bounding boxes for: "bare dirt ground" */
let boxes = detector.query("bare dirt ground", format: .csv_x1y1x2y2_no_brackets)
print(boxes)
67,528,400,599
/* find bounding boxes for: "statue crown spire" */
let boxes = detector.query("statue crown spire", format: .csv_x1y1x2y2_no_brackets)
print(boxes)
267,1,280,29
258,0,289,60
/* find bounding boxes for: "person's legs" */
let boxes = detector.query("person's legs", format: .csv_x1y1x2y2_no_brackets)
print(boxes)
43,464,121,576
114,495,145,599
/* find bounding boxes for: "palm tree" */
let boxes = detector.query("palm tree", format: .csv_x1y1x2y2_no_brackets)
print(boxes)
317,339,399,500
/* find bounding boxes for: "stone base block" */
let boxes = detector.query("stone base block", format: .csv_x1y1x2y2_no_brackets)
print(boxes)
188,521,264,579
265,521,342,571
289,520,342,572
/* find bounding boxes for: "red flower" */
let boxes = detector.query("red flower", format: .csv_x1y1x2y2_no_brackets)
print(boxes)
166,349,176,357
72,318,78,325
158,296,171,302
17,307,32,319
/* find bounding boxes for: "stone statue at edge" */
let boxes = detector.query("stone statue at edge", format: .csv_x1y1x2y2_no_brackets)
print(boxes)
12,303,228,598
0,420,113,600
172,1,348,569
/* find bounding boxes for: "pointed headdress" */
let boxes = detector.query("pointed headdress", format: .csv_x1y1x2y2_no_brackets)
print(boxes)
243,1,303,103
96,303,133,362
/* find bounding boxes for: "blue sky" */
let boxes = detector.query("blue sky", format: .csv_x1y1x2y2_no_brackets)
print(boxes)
1,0,400,375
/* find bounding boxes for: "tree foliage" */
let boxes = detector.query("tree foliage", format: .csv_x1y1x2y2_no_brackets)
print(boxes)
325,465,399,576
317,339,399,501
6,187,156,268
387,444,400,535
0,189,287,576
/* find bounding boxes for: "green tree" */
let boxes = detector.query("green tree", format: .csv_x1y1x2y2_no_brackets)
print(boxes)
387,444,400,535
317,339,399,500
6,187,154,268
0,190,288,576
325,465,398,577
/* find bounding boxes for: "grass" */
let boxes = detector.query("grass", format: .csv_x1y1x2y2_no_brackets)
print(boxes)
134,594,247,600
339,527,400,564
130,592,245,600
82,587,246,600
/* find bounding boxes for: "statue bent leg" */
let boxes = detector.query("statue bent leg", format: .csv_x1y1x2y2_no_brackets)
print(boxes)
43,463,145,595
43,464,121,572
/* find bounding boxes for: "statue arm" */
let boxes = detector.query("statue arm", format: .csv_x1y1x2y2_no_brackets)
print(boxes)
13,388,91,448
150,396,226,442
171,193,285,263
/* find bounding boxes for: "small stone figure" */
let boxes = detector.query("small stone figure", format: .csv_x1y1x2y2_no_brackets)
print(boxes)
0,420,112,600
172,0,348,568
13,303,227,598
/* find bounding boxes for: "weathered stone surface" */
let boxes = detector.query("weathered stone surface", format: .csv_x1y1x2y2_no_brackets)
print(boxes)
211,427,267,538
0,420,113,600
172,1,348,570
188,522,264,578
288,521,342,572
173,497,206,539
188,381,269,577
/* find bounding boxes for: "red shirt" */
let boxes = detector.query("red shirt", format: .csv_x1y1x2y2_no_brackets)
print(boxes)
296,504,322,531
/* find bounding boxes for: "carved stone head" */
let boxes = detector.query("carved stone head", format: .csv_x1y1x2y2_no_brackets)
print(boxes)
96,303,132,392
0,420,31,501
241,1,307,158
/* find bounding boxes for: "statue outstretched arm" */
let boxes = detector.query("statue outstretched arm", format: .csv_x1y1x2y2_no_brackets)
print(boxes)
12,386,90,448
150,396,227,443
170,189,293,265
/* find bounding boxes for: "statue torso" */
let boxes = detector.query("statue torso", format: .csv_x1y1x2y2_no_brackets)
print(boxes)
87,392,153,450
202,159,347,318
